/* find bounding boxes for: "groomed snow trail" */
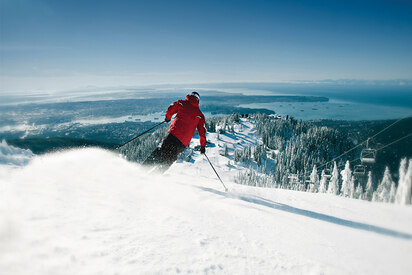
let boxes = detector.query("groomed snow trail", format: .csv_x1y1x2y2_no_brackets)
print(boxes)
1,148,411,275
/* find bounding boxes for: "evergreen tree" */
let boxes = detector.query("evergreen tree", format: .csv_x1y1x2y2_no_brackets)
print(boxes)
373,167,394,203
319,169,328,193
395,158,412,205
328,162,340,195
354,183,363,199
407,160,412,204
234,148,240,162
350,176,355,198
207,120,216,132
364,171,374,201
309,165,320,192
389,181,396,203
340,161,353,197
223,144,228,156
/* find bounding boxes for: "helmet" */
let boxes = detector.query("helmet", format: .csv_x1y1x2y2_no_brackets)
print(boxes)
191,91,200,102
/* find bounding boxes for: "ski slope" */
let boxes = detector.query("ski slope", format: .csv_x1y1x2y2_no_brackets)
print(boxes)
1,120,412,274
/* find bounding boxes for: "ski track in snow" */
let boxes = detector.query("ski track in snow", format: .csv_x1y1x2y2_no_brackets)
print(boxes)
1,118,412,274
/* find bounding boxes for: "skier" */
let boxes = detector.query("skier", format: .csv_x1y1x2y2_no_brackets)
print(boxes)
143,91,207,171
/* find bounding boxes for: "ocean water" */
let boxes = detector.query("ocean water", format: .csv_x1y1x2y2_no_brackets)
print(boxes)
237,85,412,121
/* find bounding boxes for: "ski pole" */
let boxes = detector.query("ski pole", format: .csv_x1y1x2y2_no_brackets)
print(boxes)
116,120,166,150
204,153,228,192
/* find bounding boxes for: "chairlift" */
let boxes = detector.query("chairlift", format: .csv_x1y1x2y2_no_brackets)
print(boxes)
288,173,298,180
323,168,332,179
360,138,376,164
288,173,299,183
324,169,332,179
353,165,366,176
361,149,377,163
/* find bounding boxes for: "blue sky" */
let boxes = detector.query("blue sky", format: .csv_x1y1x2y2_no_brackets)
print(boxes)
1,0,412,91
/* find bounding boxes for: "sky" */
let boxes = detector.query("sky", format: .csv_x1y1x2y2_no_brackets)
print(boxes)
1,0,412,92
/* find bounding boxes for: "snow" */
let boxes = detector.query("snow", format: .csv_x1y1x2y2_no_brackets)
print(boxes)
0,140,34,167
1,119,412,274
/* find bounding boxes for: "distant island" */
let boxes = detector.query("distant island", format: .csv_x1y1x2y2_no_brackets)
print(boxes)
201,95,328,115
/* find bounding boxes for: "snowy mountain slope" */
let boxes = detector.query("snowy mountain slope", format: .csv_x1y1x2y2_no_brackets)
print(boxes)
1,121,412,274
172,117,273,185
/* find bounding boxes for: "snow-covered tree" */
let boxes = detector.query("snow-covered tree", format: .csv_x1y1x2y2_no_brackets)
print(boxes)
354,183,363,199
328,162,339,195
223,144,228,156
253,145,267,166
309,165,320,192
207,120,216,132
350,176,355,198
389,181,396,203
318,169,328,193
395,158,412,205
364,171,373,201
340,161,354,197
234,148,240,162
373,167,394,203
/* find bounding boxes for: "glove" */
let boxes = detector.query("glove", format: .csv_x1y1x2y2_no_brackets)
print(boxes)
200,146,206,154
165,118,171,122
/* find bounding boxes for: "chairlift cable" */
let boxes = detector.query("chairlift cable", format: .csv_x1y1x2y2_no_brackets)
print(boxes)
375,132,412,152
336,132,412,170
315,113,412,172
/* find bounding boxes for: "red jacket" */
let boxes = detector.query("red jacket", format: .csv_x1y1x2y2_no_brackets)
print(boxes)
165,94,207,147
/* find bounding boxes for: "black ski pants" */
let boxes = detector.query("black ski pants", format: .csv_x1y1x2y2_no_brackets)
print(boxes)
143,133,186,171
